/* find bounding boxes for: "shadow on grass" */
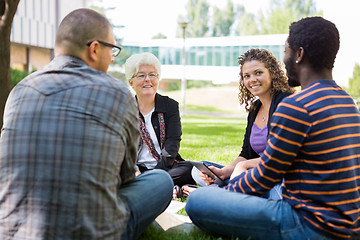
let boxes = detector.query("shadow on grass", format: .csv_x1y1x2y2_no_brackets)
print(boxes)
140,224,244,240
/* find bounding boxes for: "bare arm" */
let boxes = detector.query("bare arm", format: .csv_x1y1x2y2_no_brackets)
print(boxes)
230,157,261,180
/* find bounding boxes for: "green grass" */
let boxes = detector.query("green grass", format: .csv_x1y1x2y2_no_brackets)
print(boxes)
140,224,236,240
138,114,247,240
185,104,235,113
179,115,247,166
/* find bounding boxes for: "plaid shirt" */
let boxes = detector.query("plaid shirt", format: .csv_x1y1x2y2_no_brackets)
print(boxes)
0,55,139,239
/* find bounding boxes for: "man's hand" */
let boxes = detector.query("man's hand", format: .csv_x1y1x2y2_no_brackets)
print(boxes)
230,158,261,180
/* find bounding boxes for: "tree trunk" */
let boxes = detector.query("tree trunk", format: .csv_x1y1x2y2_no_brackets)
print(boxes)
0,0,20,129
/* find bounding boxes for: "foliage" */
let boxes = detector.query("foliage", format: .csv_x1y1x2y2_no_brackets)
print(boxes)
260,0,322,34
348,63,360,98
10,68,34,88
184,0,209,37
182,0,321,37
152,33,168,39
235,6,261,36
211,0,235,37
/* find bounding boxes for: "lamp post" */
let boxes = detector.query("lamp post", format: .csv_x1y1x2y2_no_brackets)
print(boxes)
178,21,188,116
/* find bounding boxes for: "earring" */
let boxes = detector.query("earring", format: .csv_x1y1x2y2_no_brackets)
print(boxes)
296,60,299,64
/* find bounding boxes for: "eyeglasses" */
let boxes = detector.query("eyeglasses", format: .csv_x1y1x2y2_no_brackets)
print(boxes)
86,40,122,57
132,73,159,81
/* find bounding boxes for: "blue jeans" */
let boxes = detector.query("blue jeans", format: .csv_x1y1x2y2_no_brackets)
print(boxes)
185,187,334,240
118,169,173,240
192,161,283,200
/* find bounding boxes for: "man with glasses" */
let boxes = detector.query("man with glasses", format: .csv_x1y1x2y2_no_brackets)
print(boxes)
0,8,173,240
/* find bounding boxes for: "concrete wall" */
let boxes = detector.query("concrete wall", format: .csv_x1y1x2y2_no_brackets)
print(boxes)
10,0,87,72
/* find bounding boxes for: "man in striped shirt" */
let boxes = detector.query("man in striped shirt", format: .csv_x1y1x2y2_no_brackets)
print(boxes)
186,17,360,240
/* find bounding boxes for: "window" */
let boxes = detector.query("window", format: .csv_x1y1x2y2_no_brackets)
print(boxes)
206,46,213,66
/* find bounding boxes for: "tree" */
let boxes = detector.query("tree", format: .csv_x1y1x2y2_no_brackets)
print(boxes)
211,0,235,37
184,0,209,38
235,5,261,36
0,0,20,129
152,33,167,39
260,0,322,34
348,63,360,98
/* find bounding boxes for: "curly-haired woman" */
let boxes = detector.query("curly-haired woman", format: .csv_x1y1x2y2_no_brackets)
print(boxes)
189,48,294,200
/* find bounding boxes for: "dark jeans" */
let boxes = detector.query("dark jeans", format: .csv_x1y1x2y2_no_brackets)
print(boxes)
139,161,196,187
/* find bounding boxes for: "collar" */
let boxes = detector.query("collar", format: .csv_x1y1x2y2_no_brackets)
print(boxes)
135,93,168,116
305,79,337,89
154,93,168,114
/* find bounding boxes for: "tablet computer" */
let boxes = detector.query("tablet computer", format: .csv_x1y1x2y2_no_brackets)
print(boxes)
190,161,226,185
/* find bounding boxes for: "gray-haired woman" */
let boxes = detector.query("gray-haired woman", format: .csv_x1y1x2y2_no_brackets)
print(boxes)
125,52,195,188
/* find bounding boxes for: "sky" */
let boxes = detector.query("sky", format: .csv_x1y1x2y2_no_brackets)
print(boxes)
94,0,360,87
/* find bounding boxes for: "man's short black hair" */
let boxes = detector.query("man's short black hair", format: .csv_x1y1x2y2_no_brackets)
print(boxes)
288,16,340,70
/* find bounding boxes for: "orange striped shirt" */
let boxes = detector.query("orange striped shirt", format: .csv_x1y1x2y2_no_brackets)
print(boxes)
226,80,360,239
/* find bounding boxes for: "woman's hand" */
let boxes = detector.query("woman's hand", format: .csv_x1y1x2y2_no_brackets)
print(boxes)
135,170,141,176
199,165,232,185
199,171,215,185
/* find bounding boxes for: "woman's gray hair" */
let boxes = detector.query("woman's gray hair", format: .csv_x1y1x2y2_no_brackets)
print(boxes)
125,52,161,81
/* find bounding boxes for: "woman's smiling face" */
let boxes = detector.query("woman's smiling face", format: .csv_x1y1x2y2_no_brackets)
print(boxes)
241,60,272,98
129,64,159,98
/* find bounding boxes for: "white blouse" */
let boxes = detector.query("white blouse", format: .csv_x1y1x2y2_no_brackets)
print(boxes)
138,108,161,169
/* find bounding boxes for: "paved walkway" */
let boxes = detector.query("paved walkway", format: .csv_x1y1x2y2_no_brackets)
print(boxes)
153,200,197,233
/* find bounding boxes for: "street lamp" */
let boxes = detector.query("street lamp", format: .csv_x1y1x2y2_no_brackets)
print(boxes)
178,20,188,116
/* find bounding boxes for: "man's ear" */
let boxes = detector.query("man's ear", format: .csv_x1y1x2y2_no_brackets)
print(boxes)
128,79,133,87
295,47,304,64
87,41,100,62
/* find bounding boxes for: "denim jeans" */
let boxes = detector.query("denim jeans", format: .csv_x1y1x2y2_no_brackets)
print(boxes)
191,161,283,200
118,169,173,240
185,187,334,240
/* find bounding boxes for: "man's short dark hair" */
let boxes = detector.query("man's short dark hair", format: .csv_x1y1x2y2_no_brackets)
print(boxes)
288,16,340,70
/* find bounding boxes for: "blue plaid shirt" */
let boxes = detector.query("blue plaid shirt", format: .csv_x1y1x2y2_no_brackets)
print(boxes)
0,55,139,239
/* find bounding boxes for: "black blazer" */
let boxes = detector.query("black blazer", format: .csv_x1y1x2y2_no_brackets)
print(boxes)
137,93,183,170
239,91,293,159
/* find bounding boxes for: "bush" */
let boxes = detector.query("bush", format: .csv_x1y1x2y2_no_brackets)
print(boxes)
10,68,30,87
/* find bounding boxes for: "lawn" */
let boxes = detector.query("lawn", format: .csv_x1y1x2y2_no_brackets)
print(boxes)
179,114,247,166
139,114,247,240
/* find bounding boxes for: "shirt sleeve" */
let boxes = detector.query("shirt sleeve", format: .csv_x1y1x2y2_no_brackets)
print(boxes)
225,97,312,195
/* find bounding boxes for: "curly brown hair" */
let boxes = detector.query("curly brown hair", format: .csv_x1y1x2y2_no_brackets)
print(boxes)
238,48,294,112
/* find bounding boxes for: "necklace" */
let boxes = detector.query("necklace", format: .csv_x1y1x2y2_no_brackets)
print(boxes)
262,108,267,122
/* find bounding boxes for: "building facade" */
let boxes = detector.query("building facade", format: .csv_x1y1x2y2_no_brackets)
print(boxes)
121,34,287,85
10,0,87,72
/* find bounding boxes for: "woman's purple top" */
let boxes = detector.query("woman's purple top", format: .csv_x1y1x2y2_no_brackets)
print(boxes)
250,123,268,157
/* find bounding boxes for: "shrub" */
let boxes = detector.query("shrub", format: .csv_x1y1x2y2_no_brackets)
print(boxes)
10,68,30,87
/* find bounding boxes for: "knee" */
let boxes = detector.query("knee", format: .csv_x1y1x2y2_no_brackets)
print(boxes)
185,187,205,216
145,169,174,191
